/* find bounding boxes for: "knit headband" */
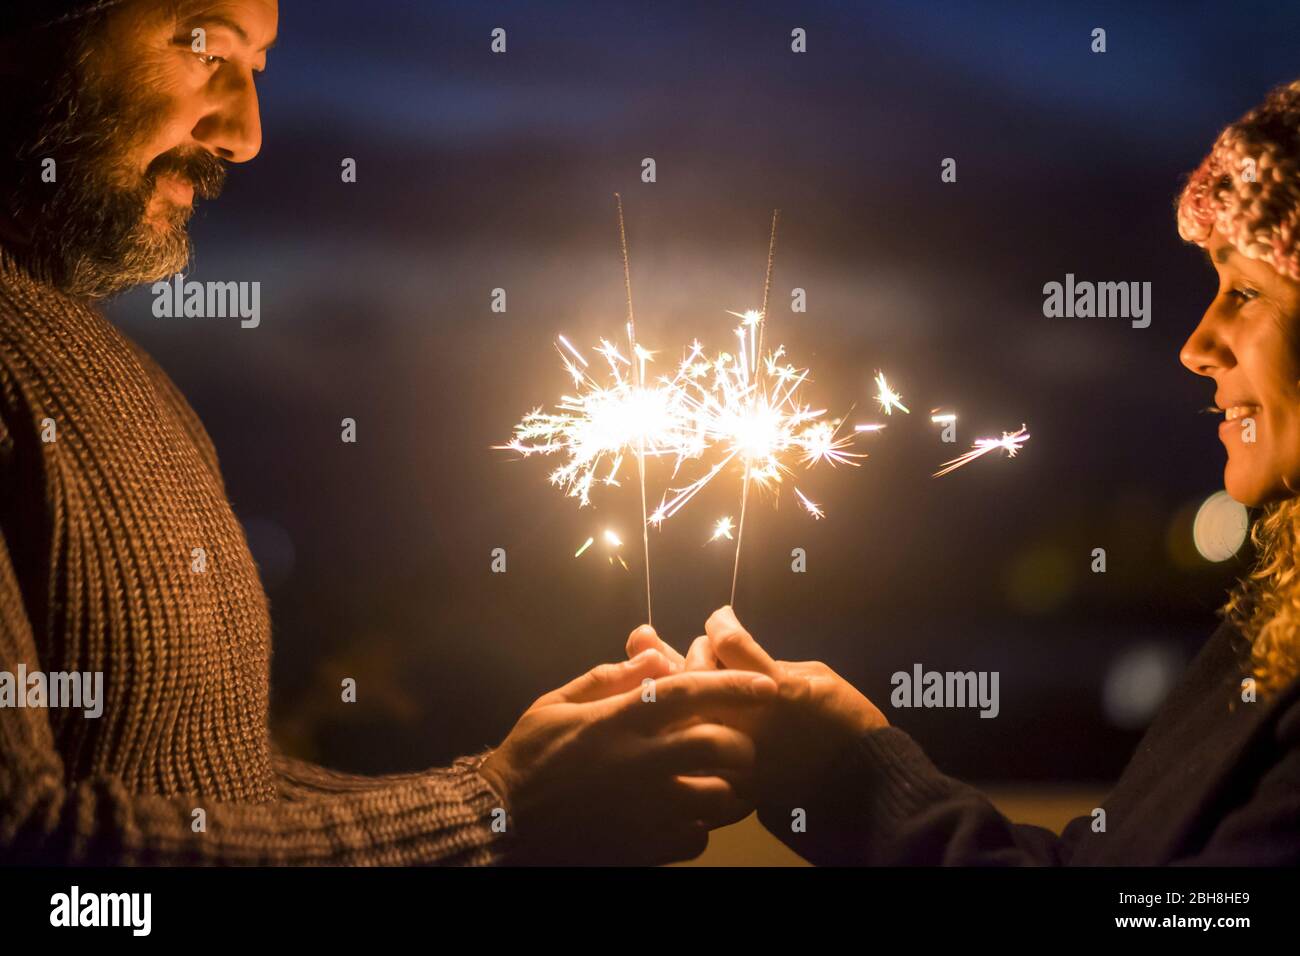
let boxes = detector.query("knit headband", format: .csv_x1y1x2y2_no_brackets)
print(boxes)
1177,79,1300,281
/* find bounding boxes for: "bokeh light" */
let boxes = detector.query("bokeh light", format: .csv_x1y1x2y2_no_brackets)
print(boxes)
1192,491,1248,563
1102,642,1184,729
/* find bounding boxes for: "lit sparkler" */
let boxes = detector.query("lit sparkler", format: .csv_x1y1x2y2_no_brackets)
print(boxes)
933,424,1031,477
501,202,1032,626
650,211,864,602
498,196,703,623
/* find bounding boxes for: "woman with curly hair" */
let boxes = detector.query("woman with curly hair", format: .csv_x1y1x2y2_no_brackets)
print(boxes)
1180,80,1300,702
632,79,1300,865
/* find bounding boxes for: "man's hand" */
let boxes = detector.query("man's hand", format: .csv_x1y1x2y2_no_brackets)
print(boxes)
478,628,778,865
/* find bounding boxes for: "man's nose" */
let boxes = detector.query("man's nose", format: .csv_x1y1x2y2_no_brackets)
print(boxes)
192,72,263,164
1179,309,1232,377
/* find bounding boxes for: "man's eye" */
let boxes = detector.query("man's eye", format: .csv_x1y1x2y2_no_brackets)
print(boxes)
1228,287,1260,303
195,53,225,67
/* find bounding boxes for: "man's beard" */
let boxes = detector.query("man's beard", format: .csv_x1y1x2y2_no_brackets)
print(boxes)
4,46,226,300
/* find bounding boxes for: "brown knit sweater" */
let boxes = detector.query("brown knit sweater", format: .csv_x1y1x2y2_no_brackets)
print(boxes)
0,249,505,865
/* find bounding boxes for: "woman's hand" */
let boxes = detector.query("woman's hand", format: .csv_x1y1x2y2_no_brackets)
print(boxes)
479,629,777,865
625,610,885,804
700,606,889,800
706,606,886,733
625,624,720,672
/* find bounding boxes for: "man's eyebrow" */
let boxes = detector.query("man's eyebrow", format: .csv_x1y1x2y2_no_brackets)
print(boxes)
1213,245,1235,264
180,15,278,52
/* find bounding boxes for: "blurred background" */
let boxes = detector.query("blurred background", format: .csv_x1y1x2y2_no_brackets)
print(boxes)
106,0,1300,858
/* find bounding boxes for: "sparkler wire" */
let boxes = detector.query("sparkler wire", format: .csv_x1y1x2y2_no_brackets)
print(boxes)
729,210,781,608
615,193,654,626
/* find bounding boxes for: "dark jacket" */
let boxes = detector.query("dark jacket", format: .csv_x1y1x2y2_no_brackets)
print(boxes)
763,620,1300,865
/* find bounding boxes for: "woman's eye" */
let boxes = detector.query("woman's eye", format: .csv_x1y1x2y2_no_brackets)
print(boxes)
1228,287,1260,303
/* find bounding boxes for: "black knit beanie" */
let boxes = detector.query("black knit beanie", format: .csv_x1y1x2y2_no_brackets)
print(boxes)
0,1,129,37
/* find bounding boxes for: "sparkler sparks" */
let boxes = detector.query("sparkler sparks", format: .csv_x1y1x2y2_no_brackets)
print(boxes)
648,322,864,526
604,528,630,570
496,336,700,508
652,211,868,603
874,371,910,415
795,488,825,519
573,530,629,568
500,202,1033,623
933,424,1031,478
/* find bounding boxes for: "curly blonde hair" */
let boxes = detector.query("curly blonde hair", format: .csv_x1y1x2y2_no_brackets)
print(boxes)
1221,501,1300,697
1177,79,1300,697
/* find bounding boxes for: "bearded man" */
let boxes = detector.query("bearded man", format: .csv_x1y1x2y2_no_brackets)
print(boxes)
0,0,772,865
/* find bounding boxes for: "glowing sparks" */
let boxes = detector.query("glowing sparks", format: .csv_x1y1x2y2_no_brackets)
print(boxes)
795,488,824,519
710,516,735,541
504,323,1029,572
501,204,1032,618
874,371,910,415
574,528,630,569
798,419,860,468
605,528,630,569
497,335,702,509
557,333,588,368
933,425,1031,478
649,315,864,525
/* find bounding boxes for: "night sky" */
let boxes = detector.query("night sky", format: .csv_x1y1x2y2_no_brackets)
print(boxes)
106,0,1300,782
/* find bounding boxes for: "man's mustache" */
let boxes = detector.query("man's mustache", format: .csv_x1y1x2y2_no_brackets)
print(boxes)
146,148,226,200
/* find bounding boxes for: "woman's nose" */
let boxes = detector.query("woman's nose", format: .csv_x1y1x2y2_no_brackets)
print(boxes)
1180,309,1232,377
